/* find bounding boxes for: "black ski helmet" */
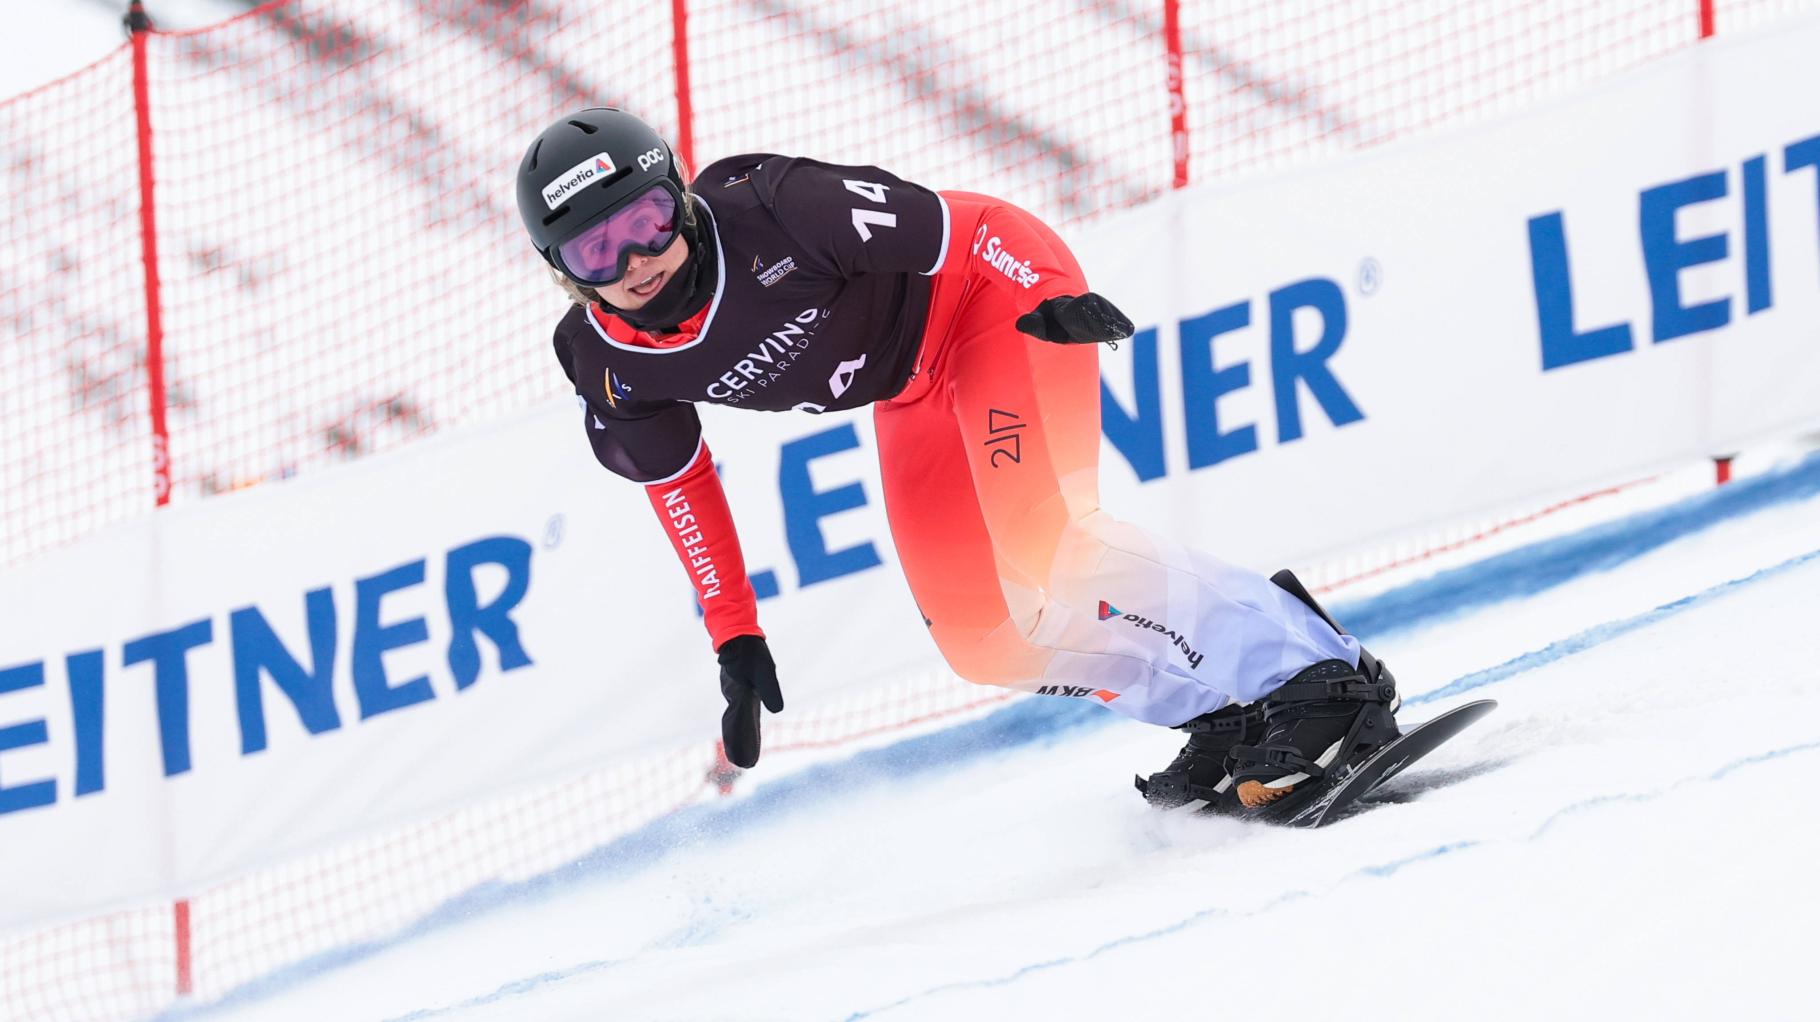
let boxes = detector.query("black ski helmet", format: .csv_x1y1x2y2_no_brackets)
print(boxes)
515,108,687,266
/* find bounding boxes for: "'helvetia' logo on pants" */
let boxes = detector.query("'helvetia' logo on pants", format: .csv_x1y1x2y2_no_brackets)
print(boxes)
1099,600,1204,670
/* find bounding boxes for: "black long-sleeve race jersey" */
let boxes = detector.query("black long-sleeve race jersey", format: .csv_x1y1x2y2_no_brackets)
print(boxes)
549,153,1085,648
551,154,955,485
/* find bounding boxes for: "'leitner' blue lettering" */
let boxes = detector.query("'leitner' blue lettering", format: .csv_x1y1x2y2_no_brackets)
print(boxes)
121,619,214,778
232,588,341,756
1528,212,1635,370
1179,300,1257,469
1,534,538,818
1269,278,1364,443
1530,131,1820,371
353,561,436,721
779,423,883,587
1640,170,1731,343
0,662,55,815
445,536,536,690
1101,328,1166,481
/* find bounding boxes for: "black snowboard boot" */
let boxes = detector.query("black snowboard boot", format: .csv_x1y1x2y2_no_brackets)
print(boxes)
1134,700,1265,808
1225,658,1400,810
1222,570,1401,812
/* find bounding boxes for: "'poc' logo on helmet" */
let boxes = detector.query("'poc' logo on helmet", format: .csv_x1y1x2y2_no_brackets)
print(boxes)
542,152,618,210
636,147,665,172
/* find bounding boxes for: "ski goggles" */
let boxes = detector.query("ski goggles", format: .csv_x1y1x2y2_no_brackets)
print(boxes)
550,181,683,287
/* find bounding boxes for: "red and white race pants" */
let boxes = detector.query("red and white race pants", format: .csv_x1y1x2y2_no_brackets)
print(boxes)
875,194,1358,726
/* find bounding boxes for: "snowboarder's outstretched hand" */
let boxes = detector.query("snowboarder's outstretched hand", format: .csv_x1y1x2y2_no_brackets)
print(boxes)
1015,292,1134,346
717,634,785,768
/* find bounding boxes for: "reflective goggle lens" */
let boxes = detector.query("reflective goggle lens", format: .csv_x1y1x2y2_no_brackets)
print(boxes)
555,185,680,285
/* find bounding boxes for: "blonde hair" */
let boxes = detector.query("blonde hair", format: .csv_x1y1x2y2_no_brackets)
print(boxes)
551,267,603,307
547,152,695,309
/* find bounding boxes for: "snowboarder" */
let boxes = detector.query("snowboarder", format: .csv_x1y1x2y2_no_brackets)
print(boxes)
514,108,1403,813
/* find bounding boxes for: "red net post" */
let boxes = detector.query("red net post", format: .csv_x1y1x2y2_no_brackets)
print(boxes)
708,740,740,796
173,899,194,996
672,0,696,170
1702,0,1718,37
1164,0,1189,188
128,1,173,508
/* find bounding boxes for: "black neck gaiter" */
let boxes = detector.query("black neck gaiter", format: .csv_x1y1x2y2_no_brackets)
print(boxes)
607,195,719,333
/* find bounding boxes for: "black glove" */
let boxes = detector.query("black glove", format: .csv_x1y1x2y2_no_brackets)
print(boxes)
716,634,784,768
1015,292,1135,346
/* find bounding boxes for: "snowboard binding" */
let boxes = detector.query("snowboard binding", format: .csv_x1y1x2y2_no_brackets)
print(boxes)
1134,700,1265,808
1135,569,1415,819
1223,570,1401,814
1226,656,1401,811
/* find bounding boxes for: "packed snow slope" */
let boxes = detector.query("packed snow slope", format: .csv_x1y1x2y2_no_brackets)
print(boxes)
171,452,1820,1022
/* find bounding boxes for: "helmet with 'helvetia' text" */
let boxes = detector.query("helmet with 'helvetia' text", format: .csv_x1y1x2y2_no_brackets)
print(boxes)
515,108,689,287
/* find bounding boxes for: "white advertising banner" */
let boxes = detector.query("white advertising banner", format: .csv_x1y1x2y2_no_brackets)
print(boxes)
4,17,1820,929
1082,18,1820,566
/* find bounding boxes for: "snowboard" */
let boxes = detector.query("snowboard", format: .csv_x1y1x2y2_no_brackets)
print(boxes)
1269,698,1500,828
